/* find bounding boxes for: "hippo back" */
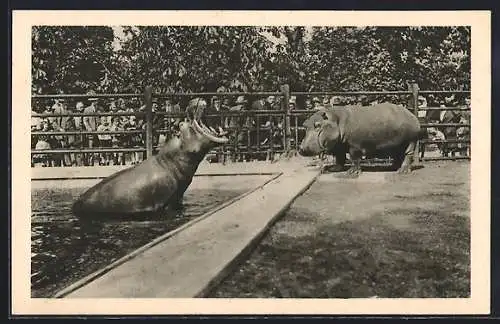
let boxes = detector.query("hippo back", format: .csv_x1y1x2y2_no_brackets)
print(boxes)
341,103,421,151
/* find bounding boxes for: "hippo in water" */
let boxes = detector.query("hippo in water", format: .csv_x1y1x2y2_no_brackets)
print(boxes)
298,103,427,177
72,98,229,220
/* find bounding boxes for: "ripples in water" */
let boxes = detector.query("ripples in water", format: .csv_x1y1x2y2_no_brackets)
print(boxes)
31,185,247,298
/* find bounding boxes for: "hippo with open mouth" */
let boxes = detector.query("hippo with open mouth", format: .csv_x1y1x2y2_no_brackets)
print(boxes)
72,98,229,219
298,103,427,177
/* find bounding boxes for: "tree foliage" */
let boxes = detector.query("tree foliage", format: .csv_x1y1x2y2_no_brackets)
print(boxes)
116,26,278,94
31,25,471,95
308,26,470,92
32,26,118,94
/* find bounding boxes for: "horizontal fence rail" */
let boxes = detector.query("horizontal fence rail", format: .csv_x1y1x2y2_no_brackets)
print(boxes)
419,90,471,94
31,130,145,136
420,123,470,127
30,84,471,167
156,91,283,98
419,107,470,111
291,91,415,96
31,112,147,117
32,148,147,154
32,93,144,99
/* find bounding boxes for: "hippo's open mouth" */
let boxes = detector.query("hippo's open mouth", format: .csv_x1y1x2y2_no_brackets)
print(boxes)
186,98,229,144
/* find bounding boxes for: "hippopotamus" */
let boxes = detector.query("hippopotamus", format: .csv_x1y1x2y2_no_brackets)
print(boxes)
72,98,229,220
298,103,427,177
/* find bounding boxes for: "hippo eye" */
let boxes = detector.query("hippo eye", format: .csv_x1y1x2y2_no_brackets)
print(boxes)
314,121,322,129
321,112,329,120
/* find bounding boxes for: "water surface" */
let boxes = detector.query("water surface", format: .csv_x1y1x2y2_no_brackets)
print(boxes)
31,175,269,297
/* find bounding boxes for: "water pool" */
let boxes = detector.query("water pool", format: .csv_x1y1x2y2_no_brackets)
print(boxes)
31,175,272,298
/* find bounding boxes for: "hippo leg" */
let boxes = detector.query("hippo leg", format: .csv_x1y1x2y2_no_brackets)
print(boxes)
397,142,416,174
346,149,362,178
390,147,406,171
326,150,347,173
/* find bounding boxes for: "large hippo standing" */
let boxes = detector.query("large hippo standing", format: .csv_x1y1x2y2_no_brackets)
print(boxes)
72,98,229,220
298,103,427,177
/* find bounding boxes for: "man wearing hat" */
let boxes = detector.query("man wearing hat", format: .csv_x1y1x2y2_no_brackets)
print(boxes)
83,97,98,165
321,96,333,109
61,102,79,166
230,95,248,124
31,105,43,131
229,96,248,161
151,97,164,149
312,97,322,110
288,96,297,110
161,99,174,138
441,95,456,122
417,95,428,121
304,99,313,110
51,98,69,130
71,101,85,166
425,97,444,123
51,98,71,166
330,96,342,106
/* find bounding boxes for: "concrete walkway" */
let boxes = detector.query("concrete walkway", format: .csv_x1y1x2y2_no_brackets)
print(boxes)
54,159,321,298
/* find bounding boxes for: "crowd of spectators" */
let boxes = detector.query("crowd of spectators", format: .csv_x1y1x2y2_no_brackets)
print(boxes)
31,92,471,167
31,97,153,167
415,94,471,157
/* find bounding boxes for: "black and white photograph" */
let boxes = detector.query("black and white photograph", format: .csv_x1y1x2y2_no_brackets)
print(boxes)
11,10,490,315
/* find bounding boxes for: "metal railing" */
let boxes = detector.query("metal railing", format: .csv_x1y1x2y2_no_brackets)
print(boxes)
30,83,470,167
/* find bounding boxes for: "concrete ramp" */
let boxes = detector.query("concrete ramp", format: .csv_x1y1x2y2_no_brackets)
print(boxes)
58,165,320,298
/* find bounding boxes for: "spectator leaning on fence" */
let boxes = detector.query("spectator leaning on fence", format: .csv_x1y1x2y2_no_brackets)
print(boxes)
97,116,113,165
107,99,118,125
116,98,129,125
35,119,55,167
123,115,141,165
417,95,428,122
54,99,73,166
34,131,51,167
157,99,172,146
305,99,313,110
229,96,248,161
31,106,43,131
83,97,98,165
46,99,65,167
62,103,78,166
312,97,322,110
42,104,52,119
456,97,471,157
31,106,43,157
49,99,61,126
71,101,85,166
109,116,125,165
331,96,342,106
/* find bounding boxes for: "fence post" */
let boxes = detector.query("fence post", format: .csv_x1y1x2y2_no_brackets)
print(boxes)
280,84,291,152
144,86,153,159
408,82,420,161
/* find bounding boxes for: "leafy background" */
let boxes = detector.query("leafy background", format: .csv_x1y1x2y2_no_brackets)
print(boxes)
31,26,470,97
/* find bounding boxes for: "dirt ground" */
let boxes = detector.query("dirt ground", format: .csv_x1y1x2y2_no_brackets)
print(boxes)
210,161,470,298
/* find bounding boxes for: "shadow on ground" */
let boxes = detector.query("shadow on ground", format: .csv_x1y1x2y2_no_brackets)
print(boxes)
322,163,425,173
210,161,470,298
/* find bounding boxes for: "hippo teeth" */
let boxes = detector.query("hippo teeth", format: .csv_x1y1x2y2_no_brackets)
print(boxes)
190,98,228,142
193,119,229,144
200,119,228,137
